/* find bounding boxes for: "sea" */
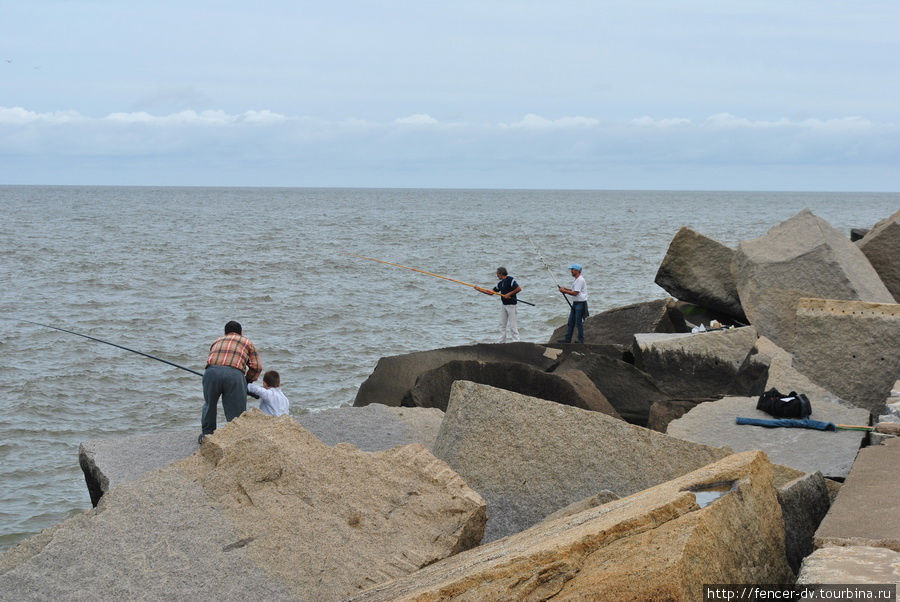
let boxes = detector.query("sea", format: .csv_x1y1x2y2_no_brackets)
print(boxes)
1,185,897,551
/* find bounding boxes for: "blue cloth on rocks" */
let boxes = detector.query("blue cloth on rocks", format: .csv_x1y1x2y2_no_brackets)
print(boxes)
735,417,837,431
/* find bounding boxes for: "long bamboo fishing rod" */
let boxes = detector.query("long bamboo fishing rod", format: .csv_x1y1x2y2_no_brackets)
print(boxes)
341,252,536,307
11,318,204,377
527,235,572,308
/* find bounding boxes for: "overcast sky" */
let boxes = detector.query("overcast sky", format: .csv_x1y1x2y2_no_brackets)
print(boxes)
2,1,898,190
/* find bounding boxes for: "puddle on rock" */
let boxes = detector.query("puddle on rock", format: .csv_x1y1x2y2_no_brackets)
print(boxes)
685,481,735,508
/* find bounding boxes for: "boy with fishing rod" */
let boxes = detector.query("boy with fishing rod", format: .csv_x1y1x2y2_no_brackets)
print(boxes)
475,266,523,343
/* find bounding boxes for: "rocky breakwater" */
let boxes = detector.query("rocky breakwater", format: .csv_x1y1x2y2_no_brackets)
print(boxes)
5,207,899,599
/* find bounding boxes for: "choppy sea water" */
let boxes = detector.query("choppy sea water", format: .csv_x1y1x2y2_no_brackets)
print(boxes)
1,185,897,551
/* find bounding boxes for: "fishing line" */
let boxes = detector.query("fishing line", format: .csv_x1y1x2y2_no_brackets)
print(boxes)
8,318,204,376
341,252,536,306
527,235,572,308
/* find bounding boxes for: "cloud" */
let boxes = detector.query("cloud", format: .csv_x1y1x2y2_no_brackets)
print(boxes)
0,107,84,125
501,113,601,129
393,113,439,126
631,116,692,128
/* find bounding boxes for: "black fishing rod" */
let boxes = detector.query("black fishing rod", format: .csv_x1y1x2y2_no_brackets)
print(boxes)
527,235,572,308
11,319,204,377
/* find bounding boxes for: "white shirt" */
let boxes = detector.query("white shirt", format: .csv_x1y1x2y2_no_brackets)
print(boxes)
247,383,290,417
569,274,588,302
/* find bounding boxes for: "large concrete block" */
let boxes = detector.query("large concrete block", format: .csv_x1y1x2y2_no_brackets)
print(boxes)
432,381,731,542
792,298,900,414
5,410,486,601
857,209,900,302
667,396,868,479
353,342,561,407
350,451,794,601
797,546,900,588
554,351,670,426
404,359,618,416
815,437,900,552
632,326,763,398
655,226,746,320
733,209,894,351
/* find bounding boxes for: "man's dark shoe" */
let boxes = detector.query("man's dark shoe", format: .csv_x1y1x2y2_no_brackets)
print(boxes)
198,433,206,444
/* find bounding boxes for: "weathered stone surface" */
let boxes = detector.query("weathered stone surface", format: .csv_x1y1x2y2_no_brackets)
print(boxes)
792,298,900,414
296,403,444,451
655,226,747,320
797,546,900,587
541,490,620,523
632,326,764,398
77,405,446,505
815,437,900,552
353,342,561,407
554,350,670,425
350,451,794,602
432,381,731,542
667,395,868,479
404,359,618,416
79,429,199,506
2,410,486,601
777,471,832,574
548,297,688,348
857,209,900,302
733,209,894,351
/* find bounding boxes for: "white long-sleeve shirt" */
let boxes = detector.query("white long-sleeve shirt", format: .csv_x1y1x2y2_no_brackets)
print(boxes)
247,383,290,417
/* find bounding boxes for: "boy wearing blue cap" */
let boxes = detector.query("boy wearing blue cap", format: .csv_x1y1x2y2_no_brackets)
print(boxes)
558,264,588,343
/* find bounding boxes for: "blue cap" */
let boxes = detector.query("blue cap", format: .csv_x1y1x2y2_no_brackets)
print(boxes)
569,263,582,271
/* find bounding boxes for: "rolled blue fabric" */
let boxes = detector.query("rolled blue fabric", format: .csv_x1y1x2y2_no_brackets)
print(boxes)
736,417,836,431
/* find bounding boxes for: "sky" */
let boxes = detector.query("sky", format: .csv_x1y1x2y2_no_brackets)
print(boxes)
2,1,899,191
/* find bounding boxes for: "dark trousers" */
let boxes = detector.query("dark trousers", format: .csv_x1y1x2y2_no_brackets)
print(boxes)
201,365,247,435
564,301,588,343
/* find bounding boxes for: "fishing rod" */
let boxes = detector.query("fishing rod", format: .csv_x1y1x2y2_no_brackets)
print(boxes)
11,318,204,377
341,252,536,307
527,235,572,308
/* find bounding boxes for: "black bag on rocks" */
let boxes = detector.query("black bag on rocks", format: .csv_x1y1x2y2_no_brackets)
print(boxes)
756,388,812,418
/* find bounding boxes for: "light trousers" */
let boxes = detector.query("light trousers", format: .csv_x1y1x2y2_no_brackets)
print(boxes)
498,304,520,343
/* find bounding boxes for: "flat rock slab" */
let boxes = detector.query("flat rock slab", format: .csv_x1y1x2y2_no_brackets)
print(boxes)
78,405,444,505
350,451,794,601
667,396,868,479
79,429,199,506
296,404,444,451
797,545,900,587
432,381,731,542
4,410,486,601
815,437,900,551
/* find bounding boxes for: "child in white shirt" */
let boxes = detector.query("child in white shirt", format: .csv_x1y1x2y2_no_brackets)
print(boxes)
247,370,290,417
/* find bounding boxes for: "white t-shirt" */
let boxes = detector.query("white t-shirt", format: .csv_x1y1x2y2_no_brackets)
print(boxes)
569,275,588,302
247,383,290,417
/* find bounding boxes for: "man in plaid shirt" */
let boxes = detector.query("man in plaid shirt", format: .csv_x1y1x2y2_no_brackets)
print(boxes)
200,320,262,443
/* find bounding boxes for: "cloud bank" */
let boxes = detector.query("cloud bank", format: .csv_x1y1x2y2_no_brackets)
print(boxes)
1,106,897,189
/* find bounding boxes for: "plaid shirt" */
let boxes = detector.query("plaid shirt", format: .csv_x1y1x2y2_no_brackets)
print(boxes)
206,333,261,381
